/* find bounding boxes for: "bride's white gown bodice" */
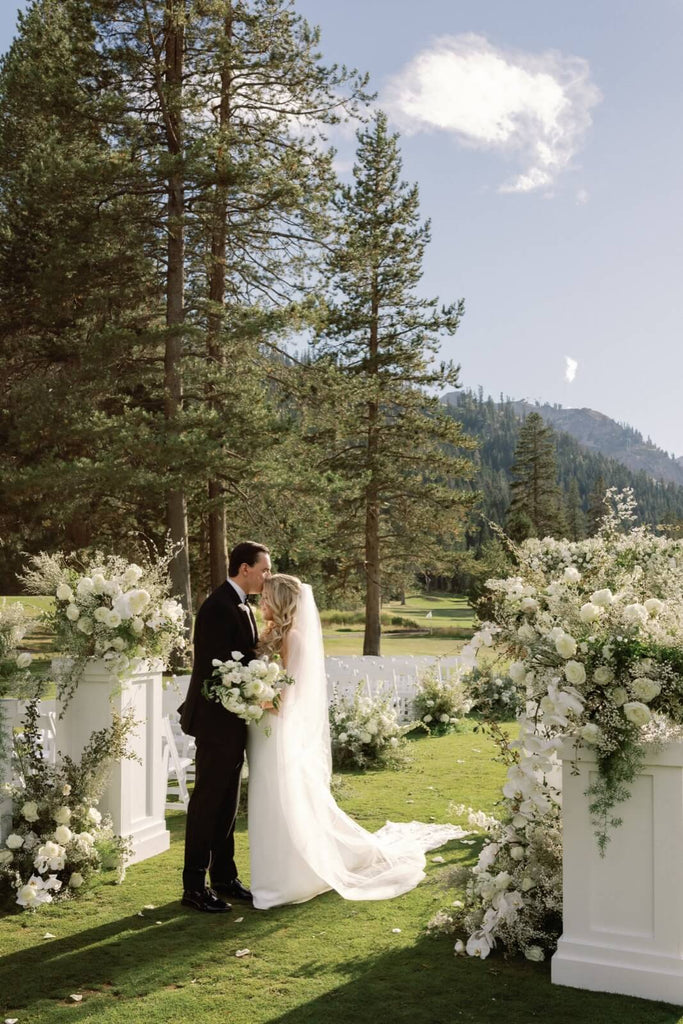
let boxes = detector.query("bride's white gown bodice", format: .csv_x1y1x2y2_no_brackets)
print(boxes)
245,587,466,911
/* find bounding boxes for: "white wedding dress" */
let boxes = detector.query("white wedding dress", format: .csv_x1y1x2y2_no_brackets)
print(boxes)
246,585,467,911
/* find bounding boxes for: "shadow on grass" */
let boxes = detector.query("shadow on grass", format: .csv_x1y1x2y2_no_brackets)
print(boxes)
0,895,291,1017
268,934,683,1024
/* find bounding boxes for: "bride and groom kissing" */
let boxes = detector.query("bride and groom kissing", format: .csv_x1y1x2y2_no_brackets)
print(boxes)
179,540,461,913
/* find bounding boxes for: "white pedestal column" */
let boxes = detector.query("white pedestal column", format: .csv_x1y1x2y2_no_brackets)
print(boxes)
55,660,170,865
552,741,683,1004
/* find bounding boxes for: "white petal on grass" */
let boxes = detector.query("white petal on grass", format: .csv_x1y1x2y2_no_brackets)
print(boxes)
235,948,251,958
385,33,601,193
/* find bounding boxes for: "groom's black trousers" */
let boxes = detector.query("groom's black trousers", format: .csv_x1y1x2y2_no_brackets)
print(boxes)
182,739,244,892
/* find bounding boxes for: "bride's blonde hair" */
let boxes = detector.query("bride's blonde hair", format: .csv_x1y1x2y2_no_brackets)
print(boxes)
258,573,302,657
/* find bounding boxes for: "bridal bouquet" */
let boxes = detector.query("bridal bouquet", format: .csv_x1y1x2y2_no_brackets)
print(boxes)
202,652,294,724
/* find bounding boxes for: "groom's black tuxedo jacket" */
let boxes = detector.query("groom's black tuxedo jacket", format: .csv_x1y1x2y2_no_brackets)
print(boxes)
179,581,257,744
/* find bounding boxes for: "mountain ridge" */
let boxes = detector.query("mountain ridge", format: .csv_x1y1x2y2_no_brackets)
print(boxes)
443,392,683,488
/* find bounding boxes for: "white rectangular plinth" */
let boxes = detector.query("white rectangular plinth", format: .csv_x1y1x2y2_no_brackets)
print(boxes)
551,742,683,1005
56,660,170,864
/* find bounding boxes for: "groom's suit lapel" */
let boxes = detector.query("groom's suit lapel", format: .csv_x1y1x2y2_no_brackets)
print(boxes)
217,581,257,650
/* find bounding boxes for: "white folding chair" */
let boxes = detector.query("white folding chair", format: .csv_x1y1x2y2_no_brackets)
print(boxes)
161,714,193,812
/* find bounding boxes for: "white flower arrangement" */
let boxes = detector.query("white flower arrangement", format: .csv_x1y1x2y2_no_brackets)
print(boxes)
442,488,683,959
202,652,294,725
411,665,473,735
329,683,409,770
20,550,188,705
1,698,133,909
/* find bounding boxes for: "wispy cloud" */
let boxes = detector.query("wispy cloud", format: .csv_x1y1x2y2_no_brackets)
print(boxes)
565,356,578,383
384,34,601,194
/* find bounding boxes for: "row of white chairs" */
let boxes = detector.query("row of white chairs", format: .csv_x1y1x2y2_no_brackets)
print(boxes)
2,655,463,818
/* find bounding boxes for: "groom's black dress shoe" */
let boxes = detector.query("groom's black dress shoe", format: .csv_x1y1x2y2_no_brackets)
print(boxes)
211,878,253,902
181,887,231,913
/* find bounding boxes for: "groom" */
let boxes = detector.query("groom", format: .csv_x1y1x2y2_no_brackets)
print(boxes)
179,540,271,912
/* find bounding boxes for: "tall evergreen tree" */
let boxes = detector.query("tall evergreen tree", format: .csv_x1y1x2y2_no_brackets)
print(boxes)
587,474,607,535
314,112,475,654
506,413,565,541
0,0,369,601
565,477,586,541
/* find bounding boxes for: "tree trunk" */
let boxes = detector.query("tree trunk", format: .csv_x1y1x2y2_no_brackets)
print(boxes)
363,485,381,655
206,8,233,590
363,284,381,656
163,4,192,621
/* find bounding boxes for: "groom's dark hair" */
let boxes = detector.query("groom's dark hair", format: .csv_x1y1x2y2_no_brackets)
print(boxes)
228,540,270,578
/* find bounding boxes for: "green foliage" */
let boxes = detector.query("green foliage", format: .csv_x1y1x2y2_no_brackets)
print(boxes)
506,413,565,541
448,390,683,555
1,698,135,907
311,112,476,649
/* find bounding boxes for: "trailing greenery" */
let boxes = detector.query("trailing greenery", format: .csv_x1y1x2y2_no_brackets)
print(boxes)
1,698,135,908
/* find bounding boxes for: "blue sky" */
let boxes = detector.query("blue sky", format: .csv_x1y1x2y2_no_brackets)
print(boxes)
3,1,682,453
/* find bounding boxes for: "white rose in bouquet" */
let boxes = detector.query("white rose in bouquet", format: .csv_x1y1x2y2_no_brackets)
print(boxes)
623,603,648,626
5,833,24,850
611,686,629,706
525,946,545,962
0,849,13,866
631,677,661,702
591,588,614,608
66,604,80,622
92,574,107,595
131,617,145,635
54,825,73,845
76,577,95,598
564,660,586,686
580,723,601,745
56,583,74,601
21,801,39,822
77,617,94,635
87,807,102,826
16,651,32,669
593,666,614,686
624,701,651,726
54,806,72,825
563,567,581,583
105,609,122,629
123,564,144,586
579,602,601,623
555,633,577,659
94,606,110,623
68,871,85,888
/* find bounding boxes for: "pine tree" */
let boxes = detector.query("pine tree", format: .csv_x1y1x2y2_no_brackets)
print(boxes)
565,478,586,541
587,475,607,535
506,413,565,541
314,112,476,654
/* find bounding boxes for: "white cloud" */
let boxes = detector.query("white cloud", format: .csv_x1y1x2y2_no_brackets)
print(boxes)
384,34,601,194
565,356,578,383
576,188,590,205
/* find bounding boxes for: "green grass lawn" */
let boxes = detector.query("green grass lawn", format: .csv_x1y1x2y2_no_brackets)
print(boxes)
322,592,475,657
1,726,681,1024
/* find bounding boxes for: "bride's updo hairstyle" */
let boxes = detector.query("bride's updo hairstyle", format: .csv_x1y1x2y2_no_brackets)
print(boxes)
258,573,302,658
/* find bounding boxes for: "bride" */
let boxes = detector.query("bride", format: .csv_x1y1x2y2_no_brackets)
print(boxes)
246,573,464,911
